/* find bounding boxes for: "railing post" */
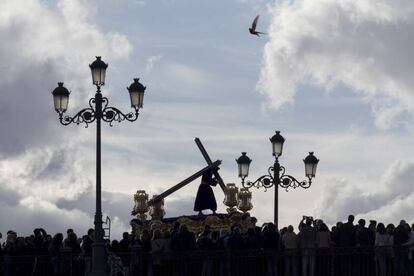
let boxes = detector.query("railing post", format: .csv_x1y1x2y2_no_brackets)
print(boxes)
60,247,73,276
130,244,143,276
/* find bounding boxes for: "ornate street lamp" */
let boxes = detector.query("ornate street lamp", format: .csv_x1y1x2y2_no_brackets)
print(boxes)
270,130,285,157
236,152,252,182
127,78,146,109
89,56,108,86
236,130,319,230
52,56,146,276
52,82,70,113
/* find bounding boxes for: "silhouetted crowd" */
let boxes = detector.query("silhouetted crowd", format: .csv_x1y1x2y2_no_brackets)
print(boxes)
1,214,414,276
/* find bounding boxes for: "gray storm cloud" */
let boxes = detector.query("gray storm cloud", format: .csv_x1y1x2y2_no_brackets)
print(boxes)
0,0,132,237
259,0,414,129
0,0,132,156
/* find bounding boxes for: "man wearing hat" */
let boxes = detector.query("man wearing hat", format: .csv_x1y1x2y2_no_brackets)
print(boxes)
194,169,217,215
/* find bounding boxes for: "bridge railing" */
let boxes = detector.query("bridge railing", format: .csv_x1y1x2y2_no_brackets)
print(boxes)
0,245,413,276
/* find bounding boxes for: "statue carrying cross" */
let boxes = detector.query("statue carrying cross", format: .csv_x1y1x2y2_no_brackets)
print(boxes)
138,138,227,218
193,138,226,215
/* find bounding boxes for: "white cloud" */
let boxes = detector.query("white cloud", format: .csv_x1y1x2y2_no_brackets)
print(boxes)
0,0,133,156
259,0,414,128
144,54,164,76
0,0,134,237
314,158,414,225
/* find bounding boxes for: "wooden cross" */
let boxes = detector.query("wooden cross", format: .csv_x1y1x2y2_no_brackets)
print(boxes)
194,137,226,192
147,160,221,206
146,138,225,207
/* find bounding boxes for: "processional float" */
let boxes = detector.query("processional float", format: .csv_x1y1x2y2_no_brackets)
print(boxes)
130,138,255,234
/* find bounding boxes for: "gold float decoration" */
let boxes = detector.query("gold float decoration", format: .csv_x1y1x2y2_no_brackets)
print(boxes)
149,195,165,221
132,190,149,221
131,212,257,237
223,183,239,214
237,187,252,213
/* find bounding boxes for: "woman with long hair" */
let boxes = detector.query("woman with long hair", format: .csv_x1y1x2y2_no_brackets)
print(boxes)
375,223,391,276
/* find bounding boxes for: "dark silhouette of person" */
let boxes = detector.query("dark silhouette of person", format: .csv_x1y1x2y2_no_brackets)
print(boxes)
48,233,63,276
170,221,181,250
368,220,377,246
261,223,279,276
33,228,47,255
338,215,356,276
119,232,131,271
139,229,152,253
211,230,223,250
119,232,130,252
356,219,371,246
339,215,356,247
81,228,94,254
196,228,213,250
65,232,81,255
194,169,217,215
356,219,373,275
244,228,261,249
228,226,244,250
393,220,410,276
63,228,74,248
298,217,316,276
175,224,196,251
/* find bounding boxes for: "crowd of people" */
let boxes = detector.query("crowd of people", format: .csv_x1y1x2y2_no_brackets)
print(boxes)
1,214,414,276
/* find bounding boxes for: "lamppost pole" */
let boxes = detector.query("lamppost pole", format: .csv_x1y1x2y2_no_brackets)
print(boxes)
93,88,105,274
273,158,279,229
236,131,319,230
52,57,146,275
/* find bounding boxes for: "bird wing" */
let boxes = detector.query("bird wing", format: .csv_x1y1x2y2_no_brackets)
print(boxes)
251,15,260,30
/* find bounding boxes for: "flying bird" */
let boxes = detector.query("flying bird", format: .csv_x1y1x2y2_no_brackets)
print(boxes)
249,15,266,37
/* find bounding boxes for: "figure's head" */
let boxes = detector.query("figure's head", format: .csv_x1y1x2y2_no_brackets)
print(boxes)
152,229,162,240
34,228,41,236
358,219,366,227
247,228,255,236
377,223,386,235
319,223,329,232
173,222,180,231
233,226,241,235
201,170,213,184
179,224,189,234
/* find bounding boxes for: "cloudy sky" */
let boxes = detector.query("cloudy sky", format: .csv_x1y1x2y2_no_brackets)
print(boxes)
1,0,414,239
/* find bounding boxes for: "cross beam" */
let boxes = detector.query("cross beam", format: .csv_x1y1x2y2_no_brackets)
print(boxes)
147,160,222,206
194,138,226,192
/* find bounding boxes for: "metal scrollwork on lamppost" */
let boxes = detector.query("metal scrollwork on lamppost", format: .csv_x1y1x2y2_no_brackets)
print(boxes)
52,57,146,276
236,131,319,230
